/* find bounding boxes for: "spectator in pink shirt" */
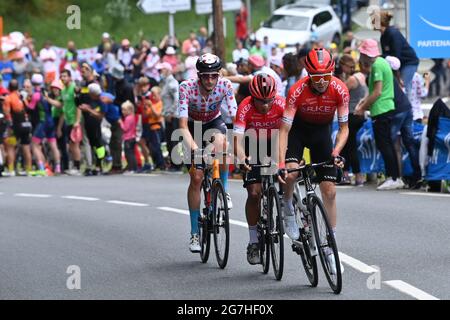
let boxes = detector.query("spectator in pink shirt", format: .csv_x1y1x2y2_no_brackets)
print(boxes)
119,100,137,173
162,47,179,73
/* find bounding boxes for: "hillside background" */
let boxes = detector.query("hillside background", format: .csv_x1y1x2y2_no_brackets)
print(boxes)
1,0,272,60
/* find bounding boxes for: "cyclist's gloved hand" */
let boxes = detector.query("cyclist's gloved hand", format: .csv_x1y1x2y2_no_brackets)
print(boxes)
191,148,204,165
333,155,345,169
239,157,251,172
277,162,287,184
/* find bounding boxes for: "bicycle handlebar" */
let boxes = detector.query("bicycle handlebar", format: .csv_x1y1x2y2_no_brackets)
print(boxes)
286,156,345,174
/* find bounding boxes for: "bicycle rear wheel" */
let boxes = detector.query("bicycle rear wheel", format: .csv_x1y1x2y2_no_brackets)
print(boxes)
293,193,318,287
259,195,270,274
268,185,284,281
212,180,230,269
310,195,342,294
199,185,211,263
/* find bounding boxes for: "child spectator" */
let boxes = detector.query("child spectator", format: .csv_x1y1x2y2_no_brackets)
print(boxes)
145,86,165,171
119,101,137,173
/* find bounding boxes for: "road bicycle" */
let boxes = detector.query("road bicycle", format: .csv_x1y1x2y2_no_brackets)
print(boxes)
287,158,342,294
249,163,284,280
196,151,230,269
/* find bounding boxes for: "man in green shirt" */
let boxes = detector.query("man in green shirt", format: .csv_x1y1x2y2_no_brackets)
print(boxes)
354,39,403,190
60,69,82,175
249,39,267,61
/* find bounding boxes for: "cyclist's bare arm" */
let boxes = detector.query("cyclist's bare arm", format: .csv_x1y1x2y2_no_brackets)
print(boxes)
333,121,349,159
179,118,199,152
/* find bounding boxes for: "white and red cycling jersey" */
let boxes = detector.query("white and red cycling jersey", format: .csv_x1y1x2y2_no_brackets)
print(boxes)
177,78,237,123
283,76,349,126
234,95,285,139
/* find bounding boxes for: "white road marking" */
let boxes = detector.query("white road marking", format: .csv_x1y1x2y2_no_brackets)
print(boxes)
338,252,378,273
384,281,440,300
107,200,149,207
400,192,450,198
14,193,52,198
157,207,247,228
157,206,439,300
62,196,100,201
0,192,4,195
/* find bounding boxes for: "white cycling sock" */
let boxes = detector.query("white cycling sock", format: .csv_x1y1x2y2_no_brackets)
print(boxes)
249,225,258,244
283,197,294,215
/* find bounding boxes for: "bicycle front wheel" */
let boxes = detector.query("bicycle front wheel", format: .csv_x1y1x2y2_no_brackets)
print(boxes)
293,193,318,287
259,195,270,274
199,186,211,263
212,180,230,269
268,185,284,281
310,195,342,294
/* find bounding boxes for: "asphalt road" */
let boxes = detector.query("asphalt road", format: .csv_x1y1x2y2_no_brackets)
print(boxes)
0,174,449,300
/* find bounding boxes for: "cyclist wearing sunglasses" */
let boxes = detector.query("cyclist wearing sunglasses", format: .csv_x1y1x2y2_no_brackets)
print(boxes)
178,53,238,253
278,48,349,244
233,73,285,265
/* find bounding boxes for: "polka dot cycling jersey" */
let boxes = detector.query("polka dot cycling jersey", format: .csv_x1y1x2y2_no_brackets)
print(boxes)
233,95,285,139
177,78,237,123
283,76,350,126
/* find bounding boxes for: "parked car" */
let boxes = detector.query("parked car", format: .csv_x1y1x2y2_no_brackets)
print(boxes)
255,3,343,51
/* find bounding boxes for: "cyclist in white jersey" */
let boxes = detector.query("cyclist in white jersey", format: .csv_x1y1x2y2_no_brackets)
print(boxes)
177,53,238,253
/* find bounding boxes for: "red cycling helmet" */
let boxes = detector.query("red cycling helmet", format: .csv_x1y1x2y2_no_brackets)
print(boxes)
249,73,277,100
304,48,335,74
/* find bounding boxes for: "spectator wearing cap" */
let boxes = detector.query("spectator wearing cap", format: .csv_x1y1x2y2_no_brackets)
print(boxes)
157,62,180,171
117,39,135,83
76,62,98,175
270,56,283,79
110,63,135,117
29,79,63,176
159,34,181,57
354,39,403,191
234,58,251,104
226,54,284,97
184,47,199,81
92,53,105,78
232,39,249,64
100,92,122,174
182,31,201,56
39,40,58,85
162,47,179,73
97,32,119,55
385,55,422,188
78,82,107,175
373,11,419,103
143,47,161,83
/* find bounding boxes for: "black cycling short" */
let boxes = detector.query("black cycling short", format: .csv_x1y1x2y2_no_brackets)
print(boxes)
242,139,274,188
185,117,228,171
285,118,337,183
12,122,32,145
